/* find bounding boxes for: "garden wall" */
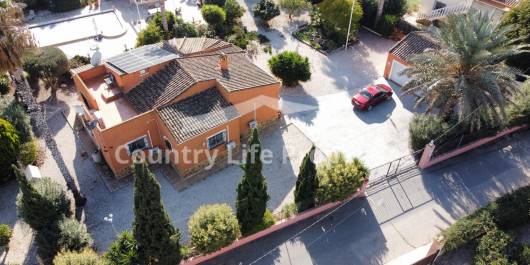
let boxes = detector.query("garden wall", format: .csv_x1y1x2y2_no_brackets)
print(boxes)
183,180,369,265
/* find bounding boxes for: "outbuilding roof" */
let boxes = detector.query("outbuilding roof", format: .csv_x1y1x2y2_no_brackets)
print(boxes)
389,31,440,62
158,88,240,143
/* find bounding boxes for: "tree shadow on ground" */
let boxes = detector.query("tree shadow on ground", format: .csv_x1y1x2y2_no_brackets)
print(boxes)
421,132,530,221
281,85,320,125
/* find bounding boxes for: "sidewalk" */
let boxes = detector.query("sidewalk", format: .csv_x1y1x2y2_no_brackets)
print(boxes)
202,131,530,265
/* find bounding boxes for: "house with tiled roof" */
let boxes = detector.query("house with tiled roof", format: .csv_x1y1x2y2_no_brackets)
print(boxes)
71,37,281,178
383,31,440,86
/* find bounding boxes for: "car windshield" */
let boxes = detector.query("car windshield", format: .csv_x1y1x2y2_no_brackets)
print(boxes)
360,90,373,99
376,85,387,92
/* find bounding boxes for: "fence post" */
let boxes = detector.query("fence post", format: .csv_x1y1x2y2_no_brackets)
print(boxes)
419,141,436,169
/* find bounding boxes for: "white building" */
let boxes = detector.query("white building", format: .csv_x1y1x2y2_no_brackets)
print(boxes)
417,0,520,21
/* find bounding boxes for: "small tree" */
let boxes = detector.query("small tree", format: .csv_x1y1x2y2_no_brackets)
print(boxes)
132,162,181,264
23,47,68,102
0,119,20,183
316,153,368,204
188,204,240,253
279,0,308,21
173,17,199,38
224,0,245,24
54,248,106,265
15,169,72,231
104,231,139,265
318,0,363,42
408,114,449,152
57,217,94,252
253,0,280,24
502,0,530,73
0,224,12,247
201,5,227,27
136,23,163,47
268,51,311,87
152,11,177,39
294,146,318,211
236,128,270,235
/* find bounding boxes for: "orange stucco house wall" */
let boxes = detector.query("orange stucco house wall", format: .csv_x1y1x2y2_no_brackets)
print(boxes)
72,49,281,179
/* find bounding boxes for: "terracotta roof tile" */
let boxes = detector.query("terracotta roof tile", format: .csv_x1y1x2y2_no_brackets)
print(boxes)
389,31,440,61
158,88,240,143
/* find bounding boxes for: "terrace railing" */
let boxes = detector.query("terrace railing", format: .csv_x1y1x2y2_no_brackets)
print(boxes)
417,0,473,21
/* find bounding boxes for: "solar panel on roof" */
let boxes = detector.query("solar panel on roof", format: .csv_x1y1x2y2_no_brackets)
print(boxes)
106,44,179,74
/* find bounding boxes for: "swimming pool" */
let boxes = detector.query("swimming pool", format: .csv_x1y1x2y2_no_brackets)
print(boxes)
29,9,127,47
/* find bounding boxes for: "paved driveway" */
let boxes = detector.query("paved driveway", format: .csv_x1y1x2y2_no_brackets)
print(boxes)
237,5,416,167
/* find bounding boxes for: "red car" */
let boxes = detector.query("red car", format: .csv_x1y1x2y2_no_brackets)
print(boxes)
352,84,393,110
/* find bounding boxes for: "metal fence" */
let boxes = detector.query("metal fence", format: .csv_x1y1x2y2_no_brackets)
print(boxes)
367,151,422,189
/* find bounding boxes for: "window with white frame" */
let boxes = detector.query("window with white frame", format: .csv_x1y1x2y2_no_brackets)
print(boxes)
127,136,149,155
207,130,227,149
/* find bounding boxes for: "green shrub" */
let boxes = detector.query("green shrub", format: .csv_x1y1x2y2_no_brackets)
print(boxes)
204,0,226,6
383,0,407,17
69,55,91,70
409,114,449,152
268,51,311,86
442,211,496,252
152,11,177,39
16,177,72,232
318,0,363,42
136,23,163,47
23,47,69,79
474,228,512,265
224,0,244,24
104,231,138,265
0,96,33,143
53,248,106,265
507,81,530,126
487,185,530,230
173,18,199,38
253,0,280,23
50,0,83,12
0,118,20,183
375,14,399,37
0,74,9,95
57,217,94,252
359,0,378,26
0,224,12,246
513,243,530,265
188,203,240,254
316,153,368,204
279,202,298,219
247,209,275,235
19,140,38,166
202,5,227,27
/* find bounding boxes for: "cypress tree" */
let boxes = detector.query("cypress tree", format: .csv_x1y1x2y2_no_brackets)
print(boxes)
294,146,318,211
236,128,270,235
132,162,181,265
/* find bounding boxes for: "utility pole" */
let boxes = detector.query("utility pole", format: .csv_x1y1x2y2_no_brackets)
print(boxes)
345,0,355,50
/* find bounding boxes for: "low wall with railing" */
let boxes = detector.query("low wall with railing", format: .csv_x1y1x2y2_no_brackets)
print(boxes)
183,180,369,265
419,124,528,169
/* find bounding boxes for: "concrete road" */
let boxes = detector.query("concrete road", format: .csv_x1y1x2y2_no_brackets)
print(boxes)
205,130,530,265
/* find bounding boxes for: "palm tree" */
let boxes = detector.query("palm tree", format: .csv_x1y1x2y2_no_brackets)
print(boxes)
0,2,86,206
159,0,169,33
402,10,526,130
374,0,385,27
